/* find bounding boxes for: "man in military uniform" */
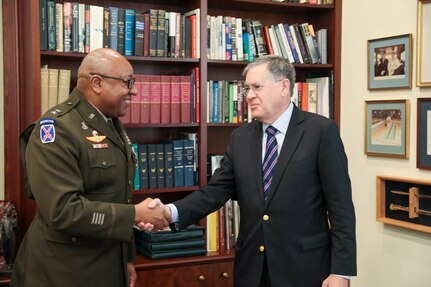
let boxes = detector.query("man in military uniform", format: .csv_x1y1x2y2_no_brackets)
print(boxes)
11,48,170,287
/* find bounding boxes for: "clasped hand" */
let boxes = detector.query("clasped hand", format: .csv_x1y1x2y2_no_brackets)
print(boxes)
134,198,171,231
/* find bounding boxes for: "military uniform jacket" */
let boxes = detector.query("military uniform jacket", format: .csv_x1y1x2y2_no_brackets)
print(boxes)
11,89,137,287
174,106,357,287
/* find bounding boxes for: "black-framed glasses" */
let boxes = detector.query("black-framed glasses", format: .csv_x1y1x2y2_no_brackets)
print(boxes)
89,73,135,89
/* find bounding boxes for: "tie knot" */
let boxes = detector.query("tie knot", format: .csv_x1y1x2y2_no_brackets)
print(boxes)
266,125,277,136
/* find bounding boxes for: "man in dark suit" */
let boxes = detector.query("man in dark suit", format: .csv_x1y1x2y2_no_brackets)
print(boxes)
150,55,356,287
11,48,170,287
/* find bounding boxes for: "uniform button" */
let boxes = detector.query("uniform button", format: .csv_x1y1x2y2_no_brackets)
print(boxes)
259,246,265,252
263,215,269,221
102,161,107,166
71,237,77,243
129,180,132,186
127,199,132,204
67,101,72,105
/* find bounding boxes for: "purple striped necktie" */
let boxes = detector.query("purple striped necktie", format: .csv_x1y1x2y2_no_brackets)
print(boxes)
262,125,278,200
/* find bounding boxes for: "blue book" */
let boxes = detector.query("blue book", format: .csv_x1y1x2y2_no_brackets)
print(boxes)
172,140,184,187
131,143,140,190
164,143,174,188
284,23,300,64
147,144,157,189
212,81,219,123
109,7,119,51
138,144,148,189
182,139,194,187
156,144,165,189
124,9,135,56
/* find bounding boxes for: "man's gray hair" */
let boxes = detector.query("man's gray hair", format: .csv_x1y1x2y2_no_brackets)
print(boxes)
242,55,296,96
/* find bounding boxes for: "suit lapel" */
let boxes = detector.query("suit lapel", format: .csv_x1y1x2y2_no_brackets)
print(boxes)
265,106,305,206
250,121,265,204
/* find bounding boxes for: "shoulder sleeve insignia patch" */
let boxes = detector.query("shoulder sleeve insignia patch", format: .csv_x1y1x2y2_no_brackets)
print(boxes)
40,124,56,144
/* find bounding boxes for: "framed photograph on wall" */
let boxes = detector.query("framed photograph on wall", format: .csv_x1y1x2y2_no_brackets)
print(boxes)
368,34,412,90
417,98,431,169
417,0,431,87
365,100,410,158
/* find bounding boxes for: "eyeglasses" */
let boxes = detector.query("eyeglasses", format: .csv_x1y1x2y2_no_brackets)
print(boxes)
89,73,135,89
243,79,284,95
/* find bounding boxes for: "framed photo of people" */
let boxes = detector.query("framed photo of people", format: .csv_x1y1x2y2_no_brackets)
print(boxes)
368,34,413,90
365,100,410,158
417,0,431,87
417,98,431,169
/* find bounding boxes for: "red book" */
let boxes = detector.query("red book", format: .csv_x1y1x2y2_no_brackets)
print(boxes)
237,80,243,123
160,75,171,124
263,25,274,55
194,67,200,123
170,76,181,123
149,75,161,123
130,75,141,123
180,75,191,123
140,75,150,124
188,15,197,58
143,13,150,57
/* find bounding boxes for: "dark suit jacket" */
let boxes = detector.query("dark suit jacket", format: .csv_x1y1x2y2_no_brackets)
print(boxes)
12,89,136,287
174,106,356,287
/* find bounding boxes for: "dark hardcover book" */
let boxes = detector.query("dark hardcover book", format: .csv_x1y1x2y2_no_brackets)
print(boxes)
183,139,194,186
147,9,158,56
137,238,206,252
134,13,144,56
172,140,184,187
156,10,166,57
124,9,135,56
138,144,149,189
117,8,125,55
243,19,256,61
164,143,174,188
47,0,56,51
292,23,311,64
134,225,205,243
283,23,300,64
40,0,48,50
156,143,165,189
72,3,79,52
251,20,267,57
147,144,157,189
131,143,140,190
136,245,206,260
109,7,119,51
103,7,110,48
299,23,319,64
184,17,192,58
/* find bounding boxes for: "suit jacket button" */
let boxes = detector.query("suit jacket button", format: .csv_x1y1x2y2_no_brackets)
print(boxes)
71,237,77,243
128,180,132,186
127,199,132,204
102,161,107,166
259,246,265,252
263,215,269,221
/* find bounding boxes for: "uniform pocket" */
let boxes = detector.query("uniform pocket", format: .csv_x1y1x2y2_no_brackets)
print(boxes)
88,149,118,168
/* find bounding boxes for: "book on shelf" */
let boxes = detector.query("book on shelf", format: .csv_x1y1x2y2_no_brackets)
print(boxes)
164,143,174,188
149,75,161,124
72,3,79,52
134,13,144,56
156,144,166,189
117,8,125,55
48,68,59,109
140,75,150,124
89,5,103,51
147,144,157,189
131,143,140,190
172,140,184,187
138,144,149,189
134,225,204,243
55,3,63,52
160,75,171,124
63,2,72,52
40,0,48,50
182,139,195,187
156,10,166,57
306,72,332,118
130,76,141,123
102,7,110,48
124,9,135,56
47,0,56,51
57,69,71,104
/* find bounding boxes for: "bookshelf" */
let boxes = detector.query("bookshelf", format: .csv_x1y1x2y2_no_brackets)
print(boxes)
2,0,342,286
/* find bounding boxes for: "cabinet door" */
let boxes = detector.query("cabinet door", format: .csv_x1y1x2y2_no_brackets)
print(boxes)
136,261,233,287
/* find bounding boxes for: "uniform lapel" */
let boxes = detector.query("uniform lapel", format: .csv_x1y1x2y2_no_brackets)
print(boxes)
265,106,305,206
250,121,265,204
73,90,125,152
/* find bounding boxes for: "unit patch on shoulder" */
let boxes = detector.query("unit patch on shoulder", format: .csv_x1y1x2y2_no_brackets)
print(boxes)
39,118,56,144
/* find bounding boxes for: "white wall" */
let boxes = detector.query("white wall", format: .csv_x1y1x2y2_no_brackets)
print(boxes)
342,0,431,286
0,0,4,199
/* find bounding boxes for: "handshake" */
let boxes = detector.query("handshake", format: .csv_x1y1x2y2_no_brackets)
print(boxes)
134,198,172,231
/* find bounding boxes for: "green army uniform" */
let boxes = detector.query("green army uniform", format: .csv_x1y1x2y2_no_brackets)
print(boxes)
11,89,137,287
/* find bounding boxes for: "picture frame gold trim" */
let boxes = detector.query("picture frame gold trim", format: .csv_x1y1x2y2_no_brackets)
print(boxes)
365,100,410,158
417,0,431,87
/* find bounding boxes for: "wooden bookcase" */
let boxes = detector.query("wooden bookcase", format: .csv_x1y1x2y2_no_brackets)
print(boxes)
2,0,342,286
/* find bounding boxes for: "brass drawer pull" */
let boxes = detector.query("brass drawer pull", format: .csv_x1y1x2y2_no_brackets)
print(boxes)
222,272,229,278
198,275,205,281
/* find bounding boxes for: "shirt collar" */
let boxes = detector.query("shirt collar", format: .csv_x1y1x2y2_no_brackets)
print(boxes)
262,102,293,135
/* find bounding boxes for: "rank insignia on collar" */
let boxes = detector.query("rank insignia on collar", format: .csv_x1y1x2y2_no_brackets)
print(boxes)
81,122,89,130
40,124,55,144
86,130,106,143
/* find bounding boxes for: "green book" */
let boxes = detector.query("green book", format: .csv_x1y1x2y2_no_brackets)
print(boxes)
136,245,206,260
134,225,204,243
136,238,206,252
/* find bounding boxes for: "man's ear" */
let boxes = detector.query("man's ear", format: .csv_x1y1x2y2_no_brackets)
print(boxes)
90,75,103,94
281,79,291,98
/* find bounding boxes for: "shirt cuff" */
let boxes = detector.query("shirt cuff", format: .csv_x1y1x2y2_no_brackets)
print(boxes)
334,274,351,280
167,203,179,222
